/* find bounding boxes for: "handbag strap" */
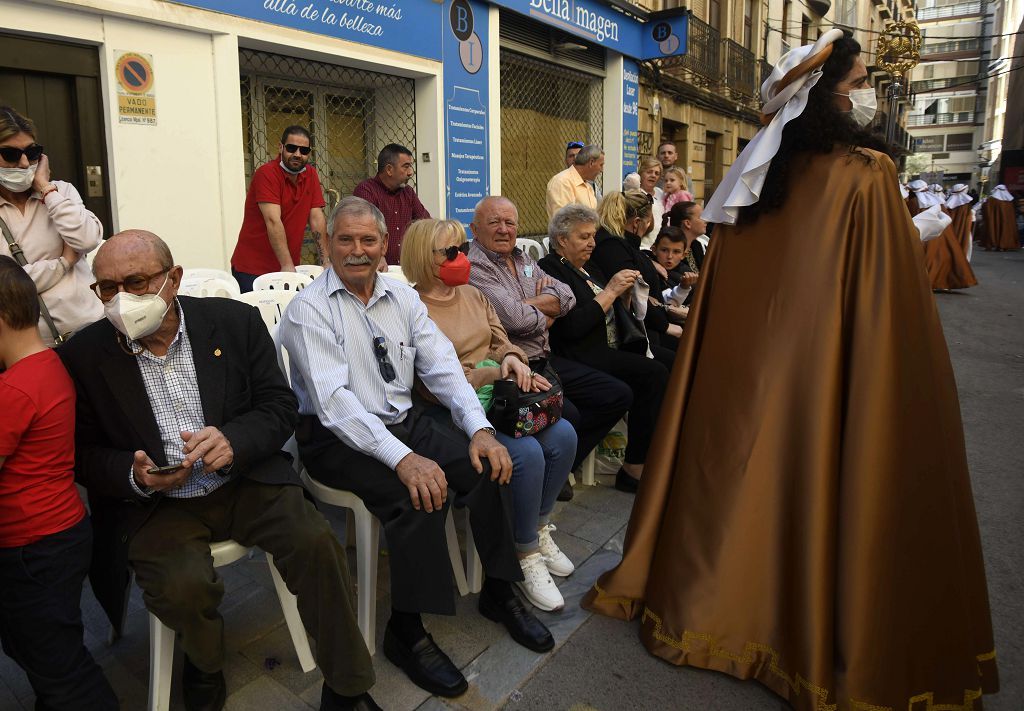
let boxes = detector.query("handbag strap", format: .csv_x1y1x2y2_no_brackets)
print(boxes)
0,214,66,344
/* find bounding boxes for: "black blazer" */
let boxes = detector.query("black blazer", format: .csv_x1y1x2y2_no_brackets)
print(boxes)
538,254,647,367
58,295,299,631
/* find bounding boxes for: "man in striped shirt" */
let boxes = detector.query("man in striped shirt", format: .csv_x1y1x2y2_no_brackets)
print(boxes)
282,196,554,700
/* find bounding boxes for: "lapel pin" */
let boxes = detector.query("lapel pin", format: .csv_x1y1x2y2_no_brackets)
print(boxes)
214,348,222,357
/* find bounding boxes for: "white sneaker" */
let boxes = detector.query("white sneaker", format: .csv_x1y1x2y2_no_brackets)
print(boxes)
516,552,564,611
537,524,575,577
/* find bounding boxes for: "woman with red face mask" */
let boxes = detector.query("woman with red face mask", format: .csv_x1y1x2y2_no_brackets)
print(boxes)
401,219,578,613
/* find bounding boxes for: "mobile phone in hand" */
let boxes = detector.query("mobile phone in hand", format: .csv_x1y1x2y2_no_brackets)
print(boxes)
148,463,187,475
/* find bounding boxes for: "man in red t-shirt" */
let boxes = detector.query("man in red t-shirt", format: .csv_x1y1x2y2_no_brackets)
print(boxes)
230,125,327,292
0,255,117,709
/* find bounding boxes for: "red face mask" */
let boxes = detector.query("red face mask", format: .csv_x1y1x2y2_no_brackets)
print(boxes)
439,252,471,287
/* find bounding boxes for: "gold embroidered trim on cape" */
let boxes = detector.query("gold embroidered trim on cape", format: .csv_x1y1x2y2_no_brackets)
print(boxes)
588,586,993,711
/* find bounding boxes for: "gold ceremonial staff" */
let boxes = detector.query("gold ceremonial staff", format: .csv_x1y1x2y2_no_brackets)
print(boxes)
876,19,922,145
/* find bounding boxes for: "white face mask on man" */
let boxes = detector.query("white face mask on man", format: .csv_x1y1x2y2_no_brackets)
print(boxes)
0,164,37,193
833,88,877,127
103,274,173,340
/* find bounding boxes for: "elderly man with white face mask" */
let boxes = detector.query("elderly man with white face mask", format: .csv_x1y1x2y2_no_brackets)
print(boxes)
59,230,380,711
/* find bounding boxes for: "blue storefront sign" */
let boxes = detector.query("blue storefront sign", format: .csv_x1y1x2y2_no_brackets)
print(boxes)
443,0,490,226
173,0,445,60
622,58,639,174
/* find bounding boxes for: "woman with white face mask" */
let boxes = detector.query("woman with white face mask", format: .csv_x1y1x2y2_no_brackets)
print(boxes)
0,107,103,345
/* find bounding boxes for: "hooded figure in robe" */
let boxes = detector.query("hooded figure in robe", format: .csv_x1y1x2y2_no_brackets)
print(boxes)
921,183,977,290
980,184,1019,251
946,183,975,260
582,30,998,711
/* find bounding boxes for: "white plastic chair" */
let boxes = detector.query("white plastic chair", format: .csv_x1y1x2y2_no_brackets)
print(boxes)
182,268,238,293
146,540,314,711
516,238,546,260
580,449,596,487
295,264,324,279
178,276,239,299
542,237,552,254
236,290,296,332
381,265,410,285
252,272,313,292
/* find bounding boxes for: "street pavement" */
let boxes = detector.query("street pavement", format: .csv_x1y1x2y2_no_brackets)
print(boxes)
0,249,1020,711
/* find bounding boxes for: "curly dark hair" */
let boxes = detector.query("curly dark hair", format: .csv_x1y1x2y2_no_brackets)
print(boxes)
737,35,898,226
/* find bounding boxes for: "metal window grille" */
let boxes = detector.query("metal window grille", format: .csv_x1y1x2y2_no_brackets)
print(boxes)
499,50,604,237
239,49,416,263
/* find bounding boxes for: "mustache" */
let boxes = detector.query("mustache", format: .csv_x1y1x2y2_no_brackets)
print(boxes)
343,255,372,266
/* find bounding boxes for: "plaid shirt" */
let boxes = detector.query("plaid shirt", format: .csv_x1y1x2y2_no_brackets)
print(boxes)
352,176,430,265
128,302,231,499
467,240,575,360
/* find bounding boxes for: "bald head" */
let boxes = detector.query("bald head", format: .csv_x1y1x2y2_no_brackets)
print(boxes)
471,196,519,256
94,230,174,277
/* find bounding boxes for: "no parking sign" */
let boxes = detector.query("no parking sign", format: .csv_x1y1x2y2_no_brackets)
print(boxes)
115,51,157,125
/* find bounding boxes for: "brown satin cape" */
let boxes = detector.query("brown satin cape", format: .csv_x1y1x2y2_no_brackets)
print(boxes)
948,203,974,258
981,199,1019,250
923,206,977,290
583,148,998,710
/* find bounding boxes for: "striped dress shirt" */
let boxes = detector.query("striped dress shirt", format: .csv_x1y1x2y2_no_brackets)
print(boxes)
280,268,492,469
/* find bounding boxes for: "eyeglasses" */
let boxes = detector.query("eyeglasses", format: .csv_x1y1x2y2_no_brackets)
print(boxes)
0,144,44,163
432,243,470,261
373,336,396,383
283,143,311,156
566,141,584,150
91,268,169,301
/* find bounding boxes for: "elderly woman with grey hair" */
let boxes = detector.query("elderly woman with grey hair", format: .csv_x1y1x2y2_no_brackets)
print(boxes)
538,204,672,494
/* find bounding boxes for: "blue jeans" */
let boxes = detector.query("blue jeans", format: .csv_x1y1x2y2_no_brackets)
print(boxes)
496,418,577,551
231,268,258,293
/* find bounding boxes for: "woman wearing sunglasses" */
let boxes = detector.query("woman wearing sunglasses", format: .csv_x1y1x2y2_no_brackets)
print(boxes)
0,107,103,345
402,219,578,613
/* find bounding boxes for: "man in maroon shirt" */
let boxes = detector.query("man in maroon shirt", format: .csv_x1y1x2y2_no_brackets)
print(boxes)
231,125,328,291
0,255,117,710
353,143,430,266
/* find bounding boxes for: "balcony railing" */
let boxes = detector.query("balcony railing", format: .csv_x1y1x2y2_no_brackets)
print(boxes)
675,15,721,86
917,1,981,21
907,111,974,125
920,38,981,56
722,39,757,98
911,76,976,92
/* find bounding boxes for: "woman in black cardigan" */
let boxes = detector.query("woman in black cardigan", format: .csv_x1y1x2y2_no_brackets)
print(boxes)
539,204,671,494
589,190,684,350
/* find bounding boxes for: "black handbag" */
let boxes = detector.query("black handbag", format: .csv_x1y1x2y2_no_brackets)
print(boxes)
488,363,563,438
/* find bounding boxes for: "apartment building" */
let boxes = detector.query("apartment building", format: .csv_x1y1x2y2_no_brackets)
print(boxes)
981,0,1024,188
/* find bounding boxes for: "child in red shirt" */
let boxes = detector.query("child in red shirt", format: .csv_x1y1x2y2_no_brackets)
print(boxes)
0,255,116,709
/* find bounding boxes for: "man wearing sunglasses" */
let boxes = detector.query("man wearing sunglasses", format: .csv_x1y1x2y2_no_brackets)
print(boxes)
230,125,328,292
282,197,554,700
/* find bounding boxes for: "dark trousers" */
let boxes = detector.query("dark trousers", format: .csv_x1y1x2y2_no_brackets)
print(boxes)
0,517,118,711
591,350,669,464
231,268,258,293
298,411,522,616
550,355,633,470
127,478,374,696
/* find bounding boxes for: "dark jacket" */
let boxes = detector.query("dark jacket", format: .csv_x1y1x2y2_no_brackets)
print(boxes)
590,227,672,343
538,254,648,366
58,295,299,631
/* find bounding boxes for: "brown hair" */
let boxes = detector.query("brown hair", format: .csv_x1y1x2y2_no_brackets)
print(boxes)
638,156,661,176
0,106,36,144
0,255,40,330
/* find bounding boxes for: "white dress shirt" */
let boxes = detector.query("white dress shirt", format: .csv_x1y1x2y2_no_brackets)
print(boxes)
280,268,492,469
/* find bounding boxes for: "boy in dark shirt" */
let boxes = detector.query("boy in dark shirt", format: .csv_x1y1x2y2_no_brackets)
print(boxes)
0,255,117,709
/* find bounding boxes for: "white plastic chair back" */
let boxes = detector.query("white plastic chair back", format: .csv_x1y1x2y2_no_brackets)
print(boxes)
252,271,313,292
542,236,552,254
183,268,238,293
382,265,410,285
295,264,324,279
178,276,239,298
236,290,296,332
517,238,546,261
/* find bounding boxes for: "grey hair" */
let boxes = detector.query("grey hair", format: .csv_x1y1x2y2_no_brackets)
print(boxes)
330,196,387,238
574,144,604,166
548,204,599,252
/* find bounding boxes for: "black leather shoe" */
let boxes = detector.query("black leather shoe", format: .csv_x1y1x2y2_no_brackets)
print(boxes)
182,656,226,711
614,468,640,494
383,623,468,698
479,586,555,653
320,683,383,711
556,480,574,501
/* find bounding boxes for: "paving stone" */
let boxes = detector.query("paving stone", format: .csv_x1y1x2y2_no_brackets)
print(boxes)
224,675,315,711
